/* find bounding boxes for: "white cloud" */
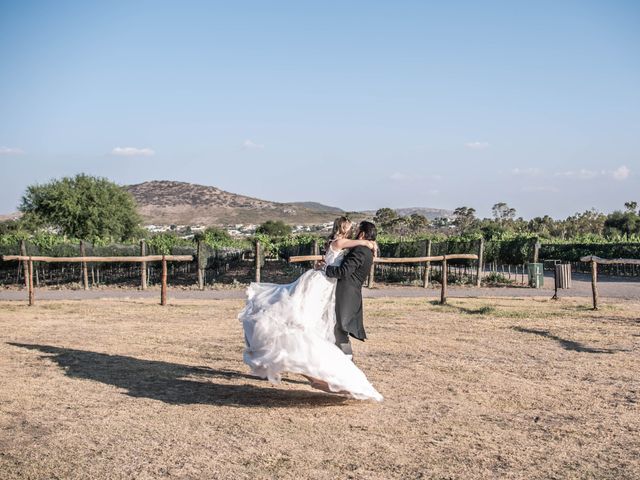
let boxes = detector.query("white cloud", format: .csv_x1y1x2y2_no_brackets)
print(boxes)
0,146,25,155
465,141,490,150
242,139,264,150
511,167,542,177
554,165,631,181
111,147,155,157
390,172,409,181
612,165,630,181
554,169,601,179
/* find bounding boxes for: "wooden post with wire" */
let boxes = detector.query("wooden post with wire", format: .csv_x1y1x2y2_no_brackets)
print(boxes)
476,238,484,287
28,257,34,306
368,244,376,288
140,240,147,290
255,241,261,283
590,260,598,310
440,255,448,304
423,239,432,288
20,239,28,288
161,255,168,306
197,239,204,290
80,241,89,290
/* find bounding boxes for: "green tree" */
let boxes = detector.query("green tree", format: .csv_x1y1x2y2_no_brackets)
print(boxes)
198,226,233,243
453,206,477,234
406,213,429,232
373,208,398,230
491,202,516,224
604,210,639,240
526,215,556,238
624,201,638,214
0,219,22,235
562,210,606,238
19,174,142,242
432,216,452,229
256,220,292,237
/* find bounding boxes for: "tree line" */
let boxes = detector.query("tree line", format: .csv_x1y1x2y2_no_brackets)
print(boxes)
373,202,640,241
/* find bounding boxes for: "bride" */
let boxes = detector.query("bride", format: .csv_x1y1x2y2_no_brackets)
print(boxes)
239,217,383,402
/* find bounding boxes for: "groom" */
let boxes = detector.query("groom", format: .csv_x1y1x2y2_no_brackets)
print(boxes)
324,221,377,357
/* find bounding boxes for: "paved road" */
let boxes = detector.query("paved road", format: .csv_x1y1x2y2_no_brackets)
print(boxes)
1,272,638,302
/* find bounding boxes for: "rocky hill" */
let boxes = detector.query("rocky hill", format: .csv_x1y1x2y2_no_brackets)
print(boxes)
124,181,343,225
288,202,344,214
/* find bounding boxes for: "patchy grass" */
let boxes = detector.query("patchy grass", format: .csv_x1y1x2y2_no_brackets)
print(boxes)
0,297,639,479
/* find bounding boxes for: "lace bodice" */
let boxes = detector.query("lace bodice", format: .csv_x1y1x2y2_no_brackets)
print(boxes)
324,243,346,267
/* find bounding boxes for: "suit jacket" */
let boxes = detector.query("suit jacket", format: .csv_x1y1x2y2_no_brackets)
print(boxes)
325,245,373,341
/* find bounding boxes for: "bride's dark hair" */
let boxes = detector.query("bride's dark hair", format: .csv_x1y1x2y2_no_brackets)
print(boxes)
325,216,352,249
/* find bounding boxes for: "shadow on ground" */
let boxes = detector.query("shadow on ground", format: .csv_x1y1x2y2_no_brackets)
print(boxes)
511,327,628,354
8,343,348,408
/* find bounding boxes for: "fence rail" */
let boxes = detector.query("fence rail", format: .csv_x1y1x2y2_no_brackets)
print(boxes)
579,255,640,310
289,253,479,304
1,255,193,263
1,255,193,306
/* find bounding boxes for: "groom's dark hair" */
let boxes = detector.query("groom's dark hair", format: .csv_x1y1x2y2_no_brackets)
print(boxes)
358,221,377,241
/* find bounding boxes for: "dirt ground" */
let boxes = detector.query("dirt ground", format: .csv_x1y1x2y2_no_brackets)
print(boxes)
0,297,638,479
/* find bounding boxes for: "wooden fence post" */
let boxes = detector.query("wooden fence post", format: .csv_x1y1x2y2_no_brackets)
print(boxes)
20,240,28,288
313,239,319,256
590,260,598,310
368,260,375,288
440,255,448,305
197,240,204,290
533,241,540,263
476,238,484,287
423,239,432,288
140,240,147,290
255,241,261,283
160,255,167,306
80,241,89,290
28,257,34,306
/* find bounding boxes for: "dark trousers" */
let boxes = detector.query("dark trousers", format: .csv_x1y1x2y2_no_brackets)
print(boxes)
334,323,353,355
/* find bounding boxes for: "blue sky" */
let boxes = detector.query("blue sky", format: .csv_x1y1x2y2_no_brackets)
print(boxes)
1,0,638,218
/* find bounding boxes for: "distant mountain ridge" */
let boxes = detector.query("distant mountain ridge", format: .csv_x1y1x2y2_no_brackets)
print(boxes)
361,207,453,221
0,180,452,226
122,181,455,225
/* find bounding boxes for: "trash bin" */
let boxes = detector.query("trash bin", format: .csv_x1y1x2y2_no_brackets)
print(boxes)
554,263,572,289
527,263,544,288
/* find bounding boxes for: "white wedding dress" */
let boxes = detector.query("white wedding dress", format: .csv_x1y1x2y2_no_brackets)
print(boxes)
239,244,383,402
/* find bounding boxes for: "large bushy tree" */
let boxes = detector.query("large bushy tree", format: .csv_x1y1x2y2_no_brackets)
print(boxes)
256,220,292,237
374,208,398,227
19,174,142,242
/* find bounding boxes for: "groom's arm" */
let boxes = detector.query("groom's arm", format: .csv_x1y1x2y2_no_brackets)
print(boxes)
325,247,366,280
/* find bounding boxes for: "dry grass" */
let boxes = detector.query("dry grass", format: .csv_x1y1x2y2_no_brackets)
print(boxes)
0,297,638,480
